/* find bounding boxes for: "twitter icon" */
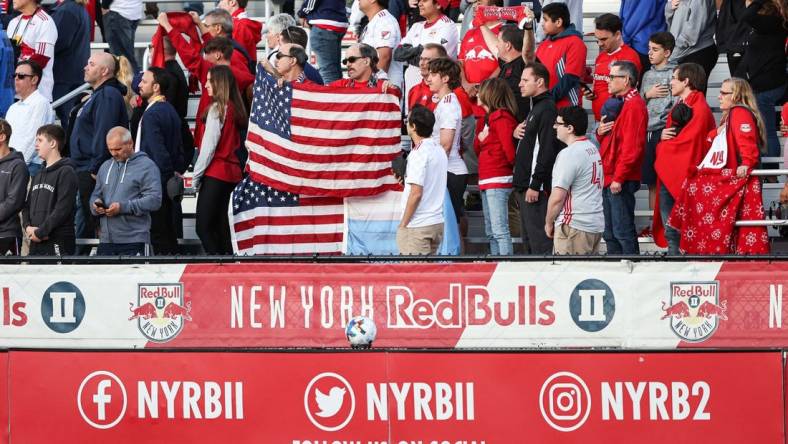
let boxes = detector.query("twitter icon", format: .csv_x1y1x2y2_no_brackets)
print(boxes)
315,387,346,417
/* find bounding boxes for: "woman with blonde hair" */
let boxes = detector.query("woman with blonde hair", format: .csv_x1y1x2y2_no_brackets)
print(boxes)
193,65,248,254
474,77,518,255
668,77,769,254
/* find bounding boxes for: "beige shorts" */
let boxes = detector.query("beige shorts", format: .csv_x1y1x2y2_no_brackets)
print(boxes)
553,224,602,255
397,223,444,255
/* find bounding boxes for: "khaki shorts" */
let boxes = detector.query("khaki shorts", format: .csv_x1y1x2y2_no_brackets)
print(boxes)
397,223,444,255
553,224,602,255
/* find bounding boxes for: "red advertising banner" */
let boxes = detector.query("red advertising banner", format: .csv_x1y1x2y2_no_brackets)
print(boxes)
7,351,784,443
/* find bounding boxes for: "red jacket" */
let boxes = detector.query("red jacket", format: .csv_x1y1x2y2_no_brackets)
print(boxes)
231,9,262,64
204,103,244,184
598,88,647,186
706,106,761,170
475,109,517,190
167,28,254,149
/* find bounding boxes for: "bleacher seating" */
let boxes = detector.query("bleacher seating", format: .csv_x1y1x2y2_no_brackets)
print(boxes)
82,0,786,253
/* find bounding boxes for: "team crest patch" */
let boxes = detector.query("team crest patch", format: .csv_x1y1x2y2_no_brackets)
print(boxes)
740,123,752,132
661,281,726,342
381,31,390,39
129,283,190,342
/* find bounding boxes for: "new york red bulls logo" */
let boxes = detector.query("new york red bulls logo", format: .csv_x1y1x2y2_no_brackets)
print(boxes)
661,281,726,342
130,283,190,342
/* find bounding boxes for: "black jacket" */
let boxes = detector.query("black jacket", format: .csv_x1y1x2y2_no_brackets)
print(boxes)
0,149,29,237
513,92,564,192
734,0,787,92
716,0,752,55
22,158,78,241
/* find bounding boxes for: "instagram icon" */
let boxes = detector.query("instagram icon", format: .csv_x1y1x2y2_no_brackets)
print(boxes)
539,372,591,432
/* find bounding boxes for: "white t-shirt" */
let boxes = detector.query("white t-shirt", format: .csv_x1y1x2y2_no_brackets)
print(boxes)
403,138,448,227
551,138,604,233
6,89,54,165
360,9,403,89
431,93,468,175
110,0,143,21
8,9,57,101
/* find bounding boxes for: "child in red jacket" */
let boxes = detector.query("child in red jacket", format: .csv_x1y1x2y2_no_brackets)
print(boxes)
474,78,518,255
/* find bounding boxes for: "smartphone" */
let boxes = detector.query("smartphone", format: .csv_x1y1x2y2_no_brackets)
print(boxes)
94,200,105,210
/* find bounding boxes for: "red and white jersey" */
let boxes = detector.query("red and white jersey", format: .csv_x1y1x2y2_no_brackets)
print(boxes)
431,92,468,175
459,23,500,84
360,9,403,89
8,8,57,101
401,15,458,59
591,44,642,121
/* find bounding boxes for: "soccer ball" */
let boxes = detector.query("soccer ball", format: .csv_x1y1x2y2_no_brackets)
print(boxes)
346,316,377,349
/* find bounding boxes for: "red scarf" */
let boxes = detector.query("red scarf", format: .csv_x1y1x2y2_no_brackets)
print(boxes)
473,6,528,28
668,168,769,255
150,12,202,69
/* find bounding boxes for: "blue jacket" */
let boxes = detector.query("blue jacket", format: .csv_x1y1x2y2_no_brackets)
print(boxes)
298,0,348,27
50,0,91,88
69,78,129,174
137,101,184,179
620,0,667,55
90,151,162,244
0,27,13,117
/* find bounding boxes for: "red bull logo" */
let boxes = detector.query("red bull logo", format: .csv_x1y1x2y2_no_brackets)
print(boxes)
131,283,189,342
661,282,725,342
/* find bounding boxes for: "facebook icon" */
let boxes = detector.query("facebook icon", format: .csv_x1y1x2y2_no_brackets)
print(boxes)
77,370,127,429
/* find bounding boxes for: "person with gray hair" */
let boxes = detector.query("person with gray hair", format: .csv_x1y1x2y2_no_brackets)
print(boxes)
90,126,162,256
329,43,397,92
596,59,648,255
188,8,255,73
264,13,297,66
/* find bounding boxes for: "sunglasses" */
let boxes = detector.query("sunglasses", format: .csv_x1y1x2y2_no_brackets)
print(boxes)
14,73,33,80
275,52,294,60
342,56,366,65
607,74,627,80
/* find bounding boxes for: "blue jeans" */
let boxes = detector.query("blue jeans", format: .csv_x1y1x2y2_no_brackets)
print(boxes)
755,84,786,160
103,11,139,73
481,188,513,255
310,26,343,84
659,184,680,255
602,180,640,255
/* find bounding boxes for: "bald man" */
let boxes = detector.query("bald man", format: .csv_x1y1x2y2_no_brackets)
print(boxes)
90,127,161,256
69,52,130,253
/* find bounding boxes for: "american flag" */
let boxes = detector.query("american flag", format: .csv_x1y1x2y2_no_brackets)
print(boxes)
245,71,402,197
230,176,344,255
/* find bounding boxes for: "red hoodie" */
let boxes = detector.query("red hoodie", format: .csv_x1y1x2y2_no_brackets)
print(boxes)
474,109,517,190
598,88,647,186
167,28,254,149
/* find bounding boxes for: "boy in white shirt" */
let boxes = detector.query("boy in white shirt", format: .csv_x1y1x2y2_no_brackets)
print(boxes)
426,57,468,224
398,105,448,255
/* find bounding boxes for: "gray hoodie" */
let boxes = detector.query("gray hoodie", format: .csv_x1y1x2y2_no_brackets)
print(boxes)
90,151,162,244
640,62,677,132
0,149,29,238
666,0,716,62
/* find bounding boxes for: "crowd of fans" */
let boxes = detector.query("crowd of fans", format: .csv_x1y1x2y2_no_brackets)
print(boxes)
0,0,785,257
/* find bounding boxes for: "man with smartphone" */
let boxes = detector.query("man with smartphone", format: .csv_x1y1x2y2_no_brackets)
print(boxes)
90,127,162,256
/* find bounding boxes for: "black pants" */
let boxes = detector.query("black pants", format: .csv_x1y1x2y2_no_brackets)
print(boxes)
0,237,20,255
97,242,147,256
446,172,468,223
196,176,236,255
29,236,76,256
678,45,718,92
726,52,743,76
76,171,97,254
515,190,553,255
150,181,181,255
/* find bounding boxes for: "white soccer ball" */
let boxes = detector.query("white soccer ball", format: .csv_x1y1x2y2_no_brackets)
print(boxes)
346,316,377,348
